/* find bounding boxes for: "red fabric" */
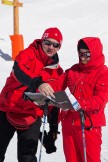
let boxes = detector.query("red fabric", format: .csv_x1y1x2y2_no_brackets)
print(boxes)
48,37,107,162
6,113,37,130
49,37,108,127
62,116,102,162
41,27,63,45
15,39,51,78
0,39,63,129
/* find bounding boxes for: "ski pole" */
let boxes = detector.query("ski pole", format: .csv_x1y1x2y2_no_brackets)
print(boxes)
38,99,49,162
79,110,87,162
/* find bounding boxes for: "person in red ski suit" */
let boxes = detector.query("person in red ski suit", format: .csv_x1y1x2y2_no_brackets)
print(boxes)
0,27,63,162
38,37,108,162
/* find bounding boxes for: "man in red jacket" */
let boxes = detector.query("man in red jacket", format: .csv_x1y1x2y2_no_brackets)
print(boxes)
0,27,63,162
38,37,108,162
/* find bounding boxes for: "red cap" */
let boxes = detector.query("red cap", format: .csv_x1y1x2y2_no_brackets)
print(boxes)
41,27,63,46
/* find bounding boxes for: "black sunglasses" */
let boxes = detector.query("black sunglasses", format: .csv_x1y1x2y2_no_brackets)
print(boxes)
79,52,91,58
43,40,60,48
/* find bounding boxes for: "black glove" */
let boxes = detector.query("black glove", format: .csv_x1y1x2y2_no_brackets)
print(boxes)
48,107,59,131
39,130,59,154
39,107,60,154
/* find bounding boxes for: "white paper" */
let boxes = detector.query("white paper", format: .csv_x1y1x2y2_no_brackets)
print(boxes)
65,87,81,111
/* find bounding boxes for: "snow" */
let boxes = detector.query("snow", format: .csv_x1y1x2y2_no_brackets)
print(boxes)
0,0,108,161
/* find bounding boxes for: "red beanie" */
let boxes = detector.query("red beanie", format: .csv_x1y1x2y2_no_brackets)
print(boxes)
41,27,63,46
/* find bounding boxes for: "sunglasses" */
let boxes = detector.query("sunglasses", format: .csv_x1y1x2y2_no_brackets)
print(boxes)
43,40,60,48
79,52,91,58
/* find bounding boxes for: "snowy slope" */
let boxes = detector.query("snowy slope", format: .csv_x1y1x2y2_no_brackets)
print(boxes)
0,0,108,161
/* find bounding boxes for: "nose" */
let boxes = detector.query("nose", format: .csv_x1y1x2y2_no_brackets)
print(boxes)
48,44,54,49
80,56,85,59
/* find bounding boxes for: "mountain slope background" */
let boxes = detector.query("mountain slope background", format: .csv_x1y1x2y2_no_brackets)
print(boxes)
0,0,108,161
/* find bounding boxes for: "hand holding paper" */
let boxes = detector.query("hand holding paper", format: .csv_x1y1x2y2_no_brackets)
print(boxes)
38,83,55,98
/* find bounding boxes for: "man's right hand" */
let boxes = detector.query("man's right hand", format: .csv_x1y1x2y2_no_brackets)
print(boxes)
38,83,55,98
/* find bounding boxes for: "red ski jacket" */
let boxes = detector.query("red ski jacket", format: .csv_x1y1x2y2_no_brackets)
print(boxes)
0,39,63,129
49,37,108,127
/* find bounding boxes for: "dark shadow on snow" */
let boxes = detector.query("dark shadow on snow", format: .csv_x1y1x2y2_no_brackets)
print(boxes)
0,49,12,61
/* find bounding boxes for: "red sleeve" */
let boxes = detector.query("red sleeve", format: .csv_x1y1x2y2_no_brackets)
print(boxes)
48,72,68,92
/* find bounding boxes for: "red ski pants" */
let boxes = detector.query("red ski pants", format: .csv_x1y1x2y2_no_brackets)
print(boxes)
61,117,102,162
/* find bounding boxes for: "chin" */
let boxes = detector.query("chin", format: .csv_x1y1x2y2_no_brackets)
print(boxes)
81,60,87,64
47,53,54,57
